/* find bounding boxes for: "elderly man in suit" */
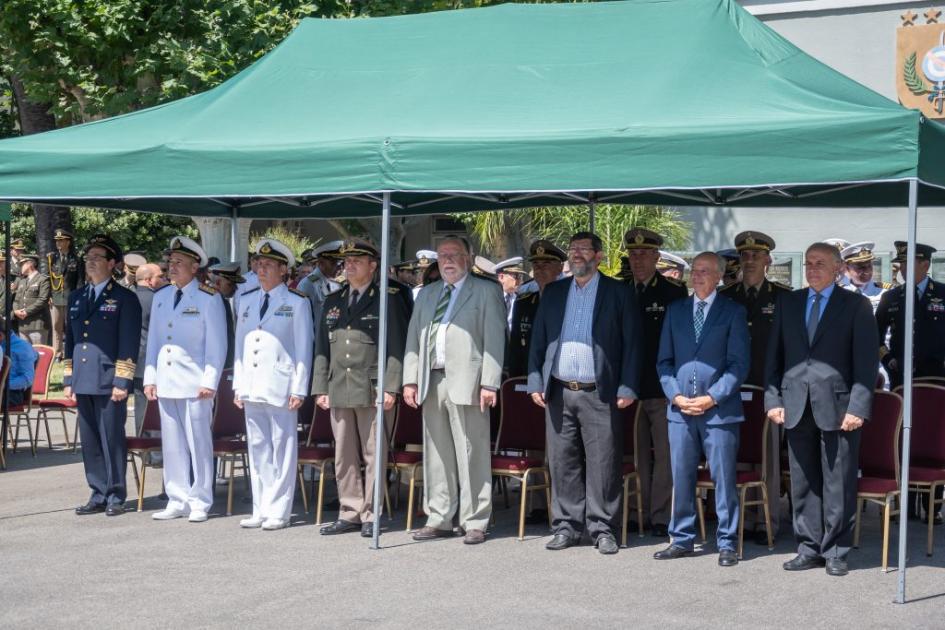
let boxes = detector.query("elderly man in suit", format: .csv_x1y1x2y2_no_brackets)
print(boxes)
233,239,313,531
654,252,750,566
402,236,506,545
528,231,642,555
766,242,878,577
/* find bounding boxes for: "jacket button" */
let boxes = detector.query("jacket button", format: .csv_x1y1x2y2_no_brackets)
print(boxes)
167,362,171,366
82,345,87,350
253,363,258,367
168,323,172,328
81,358,87,362
347,367,351,371
167,337,172,341
166,347,171,351
83,333,88,338
253,350,258,354
84,320,89,325
346,354,350,358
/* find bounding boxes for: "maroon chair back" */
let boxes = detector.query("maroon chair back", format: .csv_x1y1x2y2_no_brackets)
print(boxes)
31,344,55,398
495,377,545,453
309,404,334,446
737,385,767,467
392,399,423,447
905,384,945,469
0,357,9,402
212,369,246,439
860,390,903,480
140,399,161,435
622,400,640,460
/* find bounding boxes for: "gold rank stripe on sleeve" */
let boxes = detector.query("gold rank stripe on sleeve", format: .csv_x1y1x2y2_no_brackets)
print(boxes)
62,359,73,377
115,359,136,379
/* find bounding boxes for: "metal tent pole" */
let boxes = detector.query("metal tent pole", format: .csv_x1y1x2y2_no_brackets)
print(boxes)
588,201,596,233
370,192,392,550
230,208,238,263
895,178,919,604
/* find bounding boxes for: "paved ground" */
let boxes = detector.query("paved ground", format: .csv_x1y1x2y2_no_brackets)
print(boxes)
2,420,943,629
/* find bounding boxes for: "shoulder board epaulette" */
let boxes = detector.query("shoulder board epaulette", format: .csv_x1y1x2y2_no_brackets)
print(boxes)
664,276,684,287
289,287,307,298
387,286,400,294
241,287,260,296
154,283,173,293
325,287,345,298
719,282,737,293
198,284,217,294
770,281,793,291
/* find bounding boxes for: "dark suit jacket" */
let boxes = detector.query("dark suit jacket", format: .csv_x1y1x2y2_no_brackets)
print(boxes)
657,294,750,425
764,286,878,430
527,273,642,402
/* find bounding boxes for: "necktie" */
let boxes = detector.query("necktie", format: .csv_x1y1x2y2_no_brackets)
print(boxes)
87,285,95,303
428,284,453,362
807,292,822,344
694,301,707,342
349,289,360,307
174,288,183,309
259,293,270,320
636,282,645,296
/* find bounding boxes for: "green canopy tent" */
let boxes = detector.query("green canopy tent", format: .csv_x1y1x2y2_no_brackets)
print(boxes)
0,0,940,599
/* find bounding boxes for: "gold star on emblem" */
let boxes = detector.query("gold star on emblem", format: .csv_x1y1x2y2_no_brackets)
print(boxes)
926,7,941,23
902,9,918,25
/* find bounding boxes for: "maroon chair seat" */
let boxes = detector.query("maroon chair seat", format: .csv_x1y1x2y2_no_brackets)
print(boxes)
490,454,544,472
390,450,422,465
125,437,161,450
212,439,247,453
38,399,78,408
697,468,762,485
7,404,27,413
298,445,335,461
621,461,636,475
908,466,945,483
858,477,899,495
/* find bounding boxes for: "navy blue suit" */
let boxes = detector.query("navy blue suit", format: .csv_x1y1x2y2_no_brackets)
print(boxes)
64,280,142,507
657,293,749,551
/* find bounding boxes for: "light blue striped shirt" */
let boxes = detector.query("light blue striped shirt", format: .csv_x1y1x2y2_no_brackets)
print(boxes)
553,272,599,382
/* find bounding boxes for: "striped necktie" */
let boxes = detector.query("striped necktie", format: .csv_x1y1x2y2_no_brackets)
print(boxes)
428,284,453,362
694,301,707,342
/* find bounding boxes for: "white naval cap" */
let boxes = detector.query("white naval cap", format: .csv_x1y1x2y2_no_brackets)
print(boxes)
823,238,851,252
658,250,690,270
416,250,438,267
840,241,876,264
474,255,497,275
123,252,148,269
255,238,295,268
495,256,525,275
209,261,246,283
311,240,343,259
167,236,208,267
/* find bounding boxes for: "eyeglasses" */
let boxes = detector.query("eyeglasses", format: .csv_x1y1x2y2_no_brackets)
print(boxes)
85,254,108,263
438,253,466,263
567,246,596,255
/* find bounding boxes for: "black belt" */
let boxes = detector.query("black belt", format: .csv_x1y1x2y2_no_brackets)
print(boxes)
554,377,596,392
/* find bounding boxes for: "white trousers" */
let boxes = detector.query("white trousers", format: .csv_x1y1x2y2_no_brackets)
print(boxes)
244,401,298,522
158,397,214,513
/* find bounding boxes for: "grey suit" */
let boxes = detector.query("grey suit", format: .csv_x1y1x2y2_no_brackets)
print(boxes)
402,273,506,533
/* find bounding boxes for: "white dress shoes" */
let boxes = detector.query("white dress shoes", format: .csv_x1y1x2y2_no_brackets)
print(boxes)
262,518,289,530
240,516,264,529
152,508,187,520
188,511,209,523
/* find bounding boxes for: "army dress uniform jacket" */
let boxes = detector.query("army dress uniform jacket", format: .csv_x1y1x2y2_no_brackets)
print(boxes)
233,284,313,406
13,272,52,336
63,281,142,394
876,279,945,386
42,251,84,307
143,279,228,399
506,290,540,378
312,282,409,408
630,273,688,399
720,279,792,387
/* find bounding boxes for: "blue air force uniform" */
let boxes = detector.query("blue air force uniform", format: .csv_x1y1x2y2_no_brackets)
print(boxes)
64,238,142,510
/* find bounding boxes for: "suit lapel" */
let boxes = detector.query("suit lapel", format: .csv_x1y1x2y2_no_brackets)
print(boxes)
449,276,475,321
811,286,843,347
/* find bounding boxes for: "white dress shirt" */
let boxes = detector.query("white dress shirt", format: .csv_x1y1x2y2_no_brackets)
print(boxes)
432,274,468,369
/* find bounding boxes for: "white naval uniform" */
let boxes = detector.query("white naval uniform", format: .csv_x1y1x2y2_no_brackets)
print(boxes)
143,279,227,514
843,279,888,312
234,283,313,523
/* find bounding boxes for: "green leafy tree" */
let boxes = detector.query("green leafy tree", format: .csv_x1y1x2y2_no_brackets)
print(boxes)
250,224,318,262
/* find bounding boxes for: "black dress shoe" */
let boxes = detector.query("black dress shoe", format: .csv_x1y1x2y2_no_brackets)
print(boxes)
411,526,455,541
653,545,691,560
545,533,577,551
596,535,619,555
651,524,668,538
320,520,361,535
361,522,376,538
105,504,124,516
782,554,826,571
718,550,738,567
825,558,849,576
75,502,106,515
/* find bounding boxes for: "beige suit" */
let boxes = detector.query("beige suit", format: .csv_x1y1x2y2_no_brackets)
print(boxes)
403,274,506,533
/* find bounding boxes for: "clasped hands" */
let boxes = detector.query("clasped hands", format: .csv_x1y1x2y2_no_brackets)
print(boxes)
673,394,715,416
767,407,863,431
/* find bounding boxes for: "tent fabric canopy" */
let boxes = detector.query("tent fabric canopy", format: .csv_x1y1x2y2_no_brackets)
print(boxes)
0,0,943,217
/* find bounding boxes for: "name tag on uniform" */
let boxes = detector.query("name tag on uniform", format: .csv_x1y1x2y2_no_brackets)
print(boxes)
645,302,665,313
362,314,378,321
761,303,775,315
100,300,118,313
275,305,294,317
182,306,200,316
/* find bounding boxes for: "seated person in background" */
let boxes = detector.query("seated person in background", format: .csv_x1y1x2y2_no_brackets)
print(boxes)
0,324,38,406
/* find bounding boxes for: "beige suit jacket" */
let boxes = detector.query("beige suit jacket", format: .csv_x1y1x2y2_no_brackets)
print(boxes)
402,274,506,405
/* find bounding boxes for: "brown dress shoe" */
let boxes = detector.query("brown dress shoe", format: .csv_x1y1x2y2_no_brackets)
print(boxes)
463,529,486,545
412,526,454,541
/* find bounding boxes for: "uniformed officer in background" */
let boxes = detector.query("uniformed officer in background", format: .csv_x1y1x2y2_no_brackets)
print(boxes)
412,250,438,299
12,252,52,344
233,239,313,531
506,240,567,379
656,251,689,283
144,237,228,523
233,254,260,315
209,261,245,370
314,239,410,537
623,227,687,538
9,238,26,278
42,228,85,358
877,241,945,523
393,260,419,288
717,249,740,289
495,257,525,331
297,240,342,323
839,242,890,312
720,230,791,542
65,235,142,517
